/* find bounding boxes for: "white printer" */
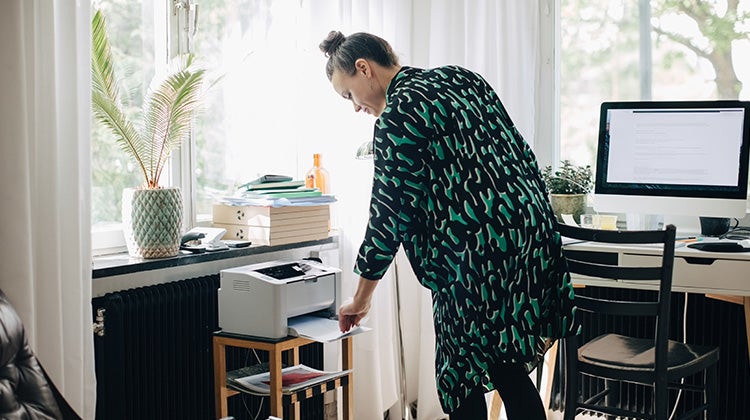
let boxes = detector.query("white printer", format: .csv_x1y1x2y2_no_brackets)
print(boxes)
218,259,342,339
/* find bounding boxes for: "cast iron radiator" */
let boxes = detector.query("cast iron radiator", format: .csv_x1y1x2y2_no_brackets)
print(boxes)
549,286,750,419
92,274,324,420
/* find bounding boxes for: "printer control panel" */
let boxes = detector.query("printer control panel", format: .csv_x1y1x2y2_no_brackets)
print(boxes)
255,262,312,279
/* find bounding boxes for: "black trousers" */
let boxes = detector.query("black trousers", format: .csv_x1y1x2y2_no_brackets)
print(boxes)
449,363,546,420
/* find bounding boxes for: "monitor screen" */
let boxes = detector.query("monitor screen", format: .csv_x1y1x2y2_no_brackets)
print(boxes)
593,100,750,219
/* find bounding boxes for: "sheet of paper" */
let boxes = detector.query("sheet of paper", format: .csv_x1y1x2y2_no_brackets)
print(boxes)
229,364,352,396
288,315,371,343
561,213,579,226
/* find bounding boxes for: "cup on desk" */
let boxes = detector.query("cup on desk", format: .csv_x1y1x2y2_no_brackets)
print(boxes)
699,216,731,237
599,214,618,230
580,213,617,230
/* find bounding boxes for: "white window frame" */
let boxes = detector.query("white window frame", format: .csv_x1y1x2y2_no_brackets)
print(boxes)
535,0,560,169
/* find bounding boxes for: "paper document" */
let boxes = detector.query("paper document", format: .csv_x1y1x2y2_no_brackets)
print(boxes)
561,214,579,226
229,364,351,396
288,315,371,343
561,236,587,245
220,195,337,208
638,241,686,249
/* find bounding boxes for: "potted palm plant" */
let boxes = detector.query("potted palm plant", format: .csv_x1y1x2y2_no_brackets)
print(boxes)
541,160,593,224
91,9,208,258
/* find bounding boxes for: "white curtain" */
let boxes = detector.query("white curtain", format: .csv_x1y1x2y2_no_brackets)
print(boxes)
298,2,413,419
0,1,96,418
411,0,539,146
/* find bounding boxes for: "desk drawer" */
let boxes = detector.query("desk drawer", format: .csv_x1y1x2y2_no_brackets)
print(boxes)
622,253,749,293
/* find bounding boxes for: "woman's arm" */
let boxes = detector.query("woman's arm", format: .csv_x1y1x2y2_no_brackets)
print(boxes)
338,276,378,332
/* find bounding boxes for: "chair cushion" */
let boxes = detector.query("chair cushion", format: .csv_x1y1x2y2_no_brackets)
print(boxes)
0,294,63,419
579,333,717,370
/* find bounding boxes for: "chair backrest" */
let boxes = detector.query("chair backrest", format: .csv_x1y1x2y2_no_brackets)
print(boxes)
0,290,81,420
556,222,677,375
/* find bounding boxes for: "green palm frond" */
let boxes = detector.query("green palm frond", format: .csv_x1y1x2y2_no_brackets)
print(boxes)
142,56,207,187
91,9,207,189
91,9,146,183
91,10,118,106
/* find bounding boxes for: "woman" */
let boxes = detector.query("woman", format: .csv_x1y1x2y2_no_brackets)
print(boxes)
320,30,577,419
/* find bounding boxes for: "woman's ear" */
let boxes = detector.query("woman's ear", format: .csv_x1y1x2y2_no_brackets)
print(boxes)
355,58,370,77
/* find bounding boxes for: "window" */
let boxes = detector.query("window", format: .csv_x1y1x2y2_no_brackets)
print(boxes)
91,0,161,251
91,0,370,252
191,0,310,219
97,2,747,251
189,1,368,222
560,0,750,168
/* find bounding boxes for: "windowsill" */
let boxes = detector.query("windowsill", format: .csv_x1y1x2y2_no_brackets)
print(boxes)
92,236,336,279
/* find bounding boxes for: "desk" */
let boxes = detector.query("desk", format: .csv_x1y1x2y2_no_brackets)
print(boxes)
563,240,750,362
213,332,353,420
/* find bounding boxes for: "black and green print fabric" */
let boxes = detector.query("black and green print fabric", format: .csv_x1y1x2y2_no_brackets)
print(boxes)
353,66,578,413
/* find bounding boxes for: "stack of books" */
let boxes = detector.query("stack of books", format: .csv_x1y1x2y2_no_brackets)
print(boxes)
239,179,320,200
221,177,337,207
213,176,334,246
212,202,331,246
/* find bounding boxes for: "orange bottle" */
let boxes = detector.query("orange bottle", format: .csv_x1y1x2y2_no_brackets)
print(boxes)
305,153,330,194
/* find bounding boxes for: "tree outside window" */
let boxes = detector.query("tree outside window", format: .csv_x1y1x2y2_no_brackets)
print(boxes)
561,0,750,167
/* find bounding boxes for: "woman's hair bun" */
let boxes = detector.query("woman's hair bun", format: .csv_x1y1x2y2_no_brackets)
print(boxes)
319,30,345,57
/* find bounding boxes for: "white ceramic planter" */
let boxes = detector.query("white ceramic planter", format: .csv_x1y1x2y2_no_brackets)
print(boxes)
122,187,183,258
550,193,586,224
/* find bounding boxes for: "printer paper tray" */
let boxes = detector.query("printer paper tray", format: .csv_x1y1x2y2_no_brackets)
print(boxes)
288,315,371,343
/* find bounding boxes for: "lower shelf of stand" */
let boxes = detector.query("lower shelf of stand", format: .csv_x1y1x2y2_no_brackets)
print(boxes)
227,374,350,405
213,332,354,420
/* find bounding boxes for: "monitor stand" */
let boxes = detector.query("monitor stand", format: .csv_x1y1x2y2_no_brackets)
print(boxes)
662,214,702,236
625,213,664,231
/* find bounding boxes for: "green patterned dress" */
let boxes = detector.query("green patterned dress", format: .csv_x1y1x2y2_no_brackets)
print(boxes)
354,65,578,413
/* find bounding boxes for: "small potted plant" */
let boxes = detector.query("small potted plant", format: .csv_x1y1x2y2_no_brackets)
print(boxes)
91,9,210,258
541,160,593,223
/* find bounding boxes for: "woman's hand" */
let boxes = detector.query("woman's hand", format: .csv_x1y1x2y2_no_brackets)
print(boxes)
339,276,378,332
339,297,371,332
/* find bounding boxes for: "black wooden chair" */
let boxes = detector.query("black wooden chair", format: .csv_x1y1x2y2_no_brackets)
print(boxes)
557,222,719,420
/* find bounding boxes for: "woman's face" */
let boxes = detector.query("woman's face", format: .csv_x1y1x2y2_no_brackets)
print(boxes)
331,59,386,117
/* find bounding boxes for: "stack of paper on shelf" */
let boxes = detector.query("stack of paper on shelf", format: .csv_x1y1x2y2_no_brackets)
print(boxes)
227,364,351,396
212,203,330,246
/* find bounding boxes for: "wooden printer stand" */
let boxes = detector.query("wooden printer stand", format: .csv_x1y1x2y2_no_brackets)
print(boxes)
213,331,353,420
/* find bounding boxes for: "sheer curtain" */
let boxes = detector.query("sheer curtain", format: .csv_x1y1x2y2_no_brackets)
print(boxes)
298,2,412,418
0,1,96,418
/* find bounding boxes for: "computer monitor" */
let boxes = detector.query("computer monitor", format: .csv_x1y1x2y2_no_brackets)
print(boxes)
593,100,750,219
